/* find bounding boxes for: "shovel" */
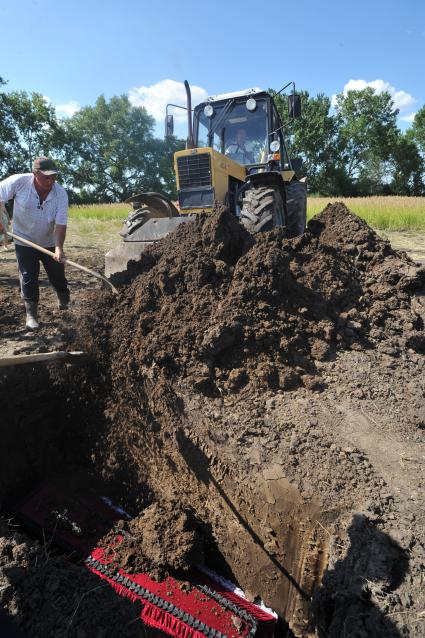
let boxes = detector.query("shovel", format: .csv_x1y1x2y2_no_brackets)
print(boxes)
0,351,87,368
6,231,118,294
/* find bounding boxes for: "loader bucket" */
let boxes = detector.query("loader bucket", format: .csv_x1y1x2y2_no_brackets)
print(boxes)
105,193,190,284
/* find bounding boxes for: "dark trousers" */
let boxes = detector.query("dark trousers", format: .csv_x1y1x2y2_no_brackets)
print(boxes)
15,244,69,304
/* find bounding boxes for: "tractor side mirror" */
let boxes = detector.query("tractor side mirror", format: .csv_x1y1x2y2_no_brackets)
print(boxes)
165,114,174,138
288,94,302,119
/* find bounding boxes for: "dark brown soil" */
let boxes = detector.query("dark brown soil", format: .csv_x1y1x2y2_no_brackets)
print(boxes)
101,501,204,580
0,203,424,638
89,203,424,396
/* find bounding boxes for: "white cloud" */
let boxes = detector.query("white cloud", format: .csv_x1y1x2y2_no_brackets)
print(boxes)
43,95,80,118
55,101,80,117
128,79,208,123
332,79,416,112
399,112,416,123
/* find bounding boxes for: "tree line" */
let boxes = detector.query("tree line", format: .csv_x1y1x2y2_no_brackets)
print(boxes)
1,74,425,201
274,88,425,195
0,75,184,203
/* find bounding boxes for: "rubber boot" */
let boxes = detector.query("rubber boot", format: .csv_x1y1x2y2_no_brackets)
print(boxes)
57,292,69,310
24,301,39,330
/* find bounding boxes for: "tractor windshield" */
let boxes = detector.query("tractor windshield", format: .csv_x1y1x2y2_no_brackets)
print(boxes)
196,98,269,165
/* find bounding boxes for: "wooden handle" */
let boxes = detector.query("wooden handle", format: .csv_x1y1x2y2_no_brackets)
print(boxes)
0,351,87,368
6,231,118,294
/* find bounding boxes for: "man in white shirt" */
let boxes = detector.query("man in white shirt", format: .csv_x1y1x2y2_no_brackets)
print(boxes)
0,157,70,330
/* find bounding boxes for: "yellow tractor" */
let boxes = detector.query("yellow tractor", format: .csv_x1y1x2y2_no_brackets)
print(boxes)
105,81,306,280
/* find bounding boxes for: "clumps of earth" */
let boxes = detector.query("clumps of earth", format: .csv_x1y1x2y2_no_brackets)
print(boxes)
101,501,204,580
0,518,146,637
84,202,425,396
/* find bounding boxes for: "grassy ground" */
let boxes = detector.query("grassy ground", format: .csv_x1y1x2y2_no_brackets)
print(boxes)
69,203,129,220
67,217,123,253
307,196,425,231
69,197,425,231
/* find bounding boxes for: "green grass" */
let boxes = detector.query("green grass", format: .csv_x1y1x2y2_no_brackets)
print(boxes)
69,203,129,220
69,197,425,231
308,196,425,231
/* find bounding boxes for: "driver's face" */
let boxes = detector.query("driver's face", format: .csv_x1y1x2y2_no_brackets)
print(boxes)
236,129,247,145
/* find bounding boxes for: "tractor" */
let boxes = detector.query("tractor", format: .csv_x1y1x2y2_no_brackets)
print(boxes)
105,81,306,280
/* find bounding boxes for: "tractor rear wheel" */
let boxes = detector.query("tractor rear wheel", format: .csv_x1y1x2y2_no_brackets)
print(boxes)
285,180,307,238
240,185,285,234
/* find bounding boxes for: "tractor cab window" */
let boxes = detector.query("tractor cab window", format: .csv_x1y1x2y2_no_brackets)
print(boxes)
196,99,268,165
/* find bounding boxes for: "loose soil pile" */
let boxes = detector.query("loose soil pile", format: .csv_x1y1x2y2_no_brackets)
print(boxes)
90,203,424,395
1,202,424,637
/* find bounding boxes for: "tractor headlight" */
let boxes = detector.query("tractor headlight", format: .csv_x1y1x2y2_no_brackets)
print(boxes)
204,104,214,118
246,98,257,112
270,140,280,153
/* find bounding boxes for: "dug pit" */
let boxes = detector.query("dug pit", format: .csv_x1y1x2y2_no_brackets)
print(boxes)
1,203,425,638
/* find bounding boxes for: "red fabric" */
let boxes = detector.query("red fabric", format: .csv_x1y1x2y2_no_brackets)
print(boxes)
88,544,276,638
16,484,276,637
16,483,121,554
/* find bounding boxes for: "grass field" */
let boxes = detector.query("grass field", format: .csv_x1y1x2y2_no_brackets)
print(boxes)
68,196,425,231
307,196,425,231
69,203,129,220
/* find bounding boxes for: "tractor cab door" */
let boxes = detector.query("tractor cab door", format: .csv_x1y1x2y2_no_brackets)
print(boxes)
270,103,290,171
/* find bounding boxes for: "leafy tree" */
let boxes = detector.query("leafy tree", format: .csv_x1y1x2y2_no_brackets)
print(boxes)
272,90,339,194
411,106,425,155
333,88,399,195
62,95,184,202
388,131,424,195
0,89,60,176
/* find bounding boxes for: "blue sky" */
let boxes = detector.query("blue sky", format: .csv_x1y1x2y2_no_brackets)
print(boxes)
2,0,424,136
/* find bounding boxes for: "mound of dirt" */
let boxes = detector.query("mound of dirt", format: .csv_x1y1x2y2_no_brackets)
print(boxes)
101,501,204,580
84,202,424,396
2,202,424,637
74,202,423,635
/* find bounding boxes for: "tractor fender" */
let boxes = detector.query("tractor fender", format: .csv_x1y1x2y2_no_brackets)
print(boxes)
124,192,180,218
122,193,180,240
241,172,286,212
244,171,284,189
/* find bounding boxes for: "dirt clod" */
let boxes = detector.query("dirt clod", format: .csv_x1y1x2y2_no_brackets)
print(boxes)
102,501,204,580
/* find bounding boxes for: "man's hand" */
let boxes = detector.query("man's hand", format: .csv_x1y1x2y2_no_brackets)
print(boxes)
0,221,4,234
54,247,65,263
54,224,67,262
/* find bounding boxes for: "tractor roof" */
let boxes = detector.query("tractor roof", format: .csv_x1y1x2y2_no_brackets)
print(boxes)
203,87,263,103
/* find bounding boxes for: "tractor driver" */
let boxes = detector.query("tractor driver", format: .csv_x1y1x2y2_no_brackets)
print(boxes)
225,128,255,165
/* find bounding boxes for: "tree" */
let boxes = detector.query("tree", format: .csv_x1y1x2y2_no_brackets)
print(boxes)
62,95,184,202
411,106,425,155
0,89,62,177
273,90,339,194
388,131,424,195
333,88,399,195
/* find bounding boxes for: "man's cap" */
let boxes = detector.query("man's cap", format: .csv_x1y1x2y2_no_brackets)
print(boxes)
32,157,58,175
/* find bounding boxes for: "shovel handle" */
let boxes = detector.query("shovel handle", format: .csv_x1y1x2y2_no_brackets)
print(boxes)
0,351,87,367
6,231,118,294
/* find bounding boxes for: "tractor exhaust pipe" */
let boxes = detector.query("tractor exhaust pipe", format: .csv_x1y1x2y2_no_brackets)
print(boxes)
184,80,194,149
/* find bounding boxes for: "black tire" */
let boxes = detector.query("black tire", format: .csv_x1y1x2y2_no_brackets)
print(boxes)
285,180,307,238
240,185,285,234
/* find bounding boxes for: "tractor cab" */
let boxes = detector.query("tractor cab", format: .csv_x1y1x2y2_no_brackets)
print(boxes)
194,89,291,172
